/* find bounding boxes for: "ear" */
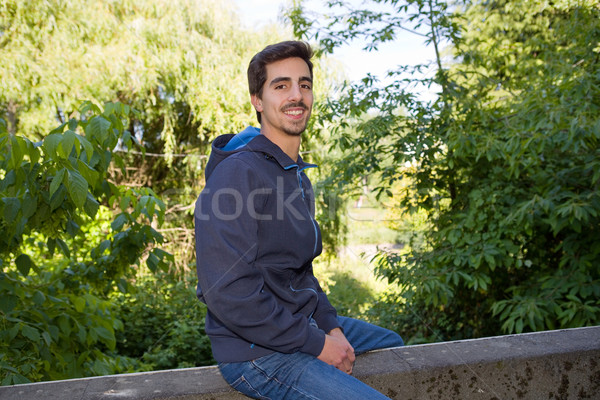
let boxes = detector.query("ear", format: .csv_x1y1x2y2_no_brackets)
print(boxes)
251,94,263,112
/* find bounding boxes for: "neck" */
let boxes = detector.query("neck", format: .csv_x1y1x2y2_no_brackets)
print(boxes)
260,127,301,162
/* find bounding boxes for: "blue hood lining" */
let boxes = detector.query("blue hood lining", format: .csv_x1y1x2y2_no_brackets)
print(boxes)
221,126,261,151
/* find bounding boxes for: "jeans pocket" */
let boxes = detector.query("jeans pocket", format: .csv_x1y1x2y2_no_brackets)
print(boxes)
219,361,270,400
231,375,268,399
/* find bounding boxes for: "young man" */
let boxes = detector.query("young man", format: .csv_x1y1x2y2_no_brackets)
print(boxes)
195,40,404,399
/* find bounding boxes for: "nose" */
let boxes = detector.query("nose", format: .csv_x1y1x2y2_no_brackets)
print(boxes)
288,83,302,101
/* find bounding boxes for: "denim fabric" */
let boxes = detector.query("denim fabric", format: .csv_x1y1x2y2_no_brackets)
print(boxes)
218,316,404,399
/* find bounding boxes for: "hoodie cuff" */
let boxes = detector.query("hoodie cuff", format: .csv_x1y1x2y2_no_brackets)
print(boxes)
300,326,326,357
314,312,341,335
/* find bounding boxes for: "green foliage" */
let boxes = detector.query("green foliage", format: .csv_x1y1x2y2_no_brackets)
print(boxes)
0,0,288,384
318,268,376,318
0,0,259,140
289,0,600,342
114,271,213,370
0,101,171,383
0,0,287,277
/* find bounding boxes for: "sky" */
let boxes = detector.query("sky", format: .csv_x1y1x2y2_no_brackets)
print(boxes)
231,0,438,91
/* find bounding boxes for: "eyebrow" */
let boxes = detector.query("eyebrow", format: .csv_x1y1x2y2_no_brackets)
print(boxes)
269,76,313,86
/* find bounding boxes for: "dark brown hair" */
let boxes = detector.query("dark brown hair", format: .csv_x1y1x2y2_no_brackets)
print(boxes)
247,41,314,123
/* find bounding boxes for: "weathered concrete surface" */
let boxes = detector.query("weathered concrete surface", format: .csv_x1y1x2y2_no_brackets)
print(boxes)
0,366,244,400
1,326,598,400
355,326,600,399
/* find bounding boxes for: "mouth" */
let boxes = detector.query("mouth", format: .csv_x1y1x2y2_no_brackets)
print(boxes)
282,103,308,119
284,109,304,117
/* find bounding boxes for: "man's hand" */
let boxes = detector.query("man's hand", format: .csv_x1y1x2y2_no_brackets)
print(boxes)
317,328,356,374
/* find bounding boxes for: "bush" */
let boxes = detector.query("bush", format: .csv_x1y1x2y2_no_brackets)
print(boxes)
114,271,214,370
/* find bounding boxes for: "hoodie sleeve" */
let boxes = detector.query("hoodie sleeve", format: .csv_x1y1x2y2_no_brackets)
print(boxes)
195,156,325,357
307,266,341,334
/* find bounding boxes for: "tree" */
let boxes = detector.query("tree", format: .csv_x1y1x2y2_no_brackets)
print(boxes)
0,0,285,271
0,0,292,383
287,0,600,342
0,101,173,383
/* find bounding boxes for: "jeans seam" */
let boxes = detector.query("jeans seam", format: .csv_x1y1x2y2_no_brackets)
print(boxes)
238,375,271,400
249,359,321,400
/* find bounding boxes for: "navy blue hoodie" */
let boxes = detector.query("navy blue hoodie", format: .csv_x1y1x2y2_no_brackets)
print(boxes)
195,127,340,363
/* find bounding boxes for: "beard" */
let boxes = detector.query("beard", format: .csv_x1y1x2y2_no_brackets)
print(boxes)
281,102,311,137
282,118,310,136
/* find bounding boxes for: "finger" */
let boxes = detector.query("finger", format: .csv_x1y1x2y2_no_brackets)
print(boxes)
346,363,353,375
342,358,353,374
347,348,356,363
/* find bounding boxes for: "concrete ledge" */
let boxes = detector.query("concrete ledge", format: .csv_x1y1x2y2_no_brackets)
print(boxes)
356,326,600,399
1,326,598,399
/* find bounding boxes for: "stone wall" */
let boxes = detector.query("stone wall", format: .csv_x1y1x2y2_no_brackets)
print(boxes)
1,326,598,399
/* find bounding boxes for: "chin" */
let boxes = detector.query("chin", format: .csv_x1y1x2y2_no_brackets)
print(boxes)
284,129,304,137
283,122,308,137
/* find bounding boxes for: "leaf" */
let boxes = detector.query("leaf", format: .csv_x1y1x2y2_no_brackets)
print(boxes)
15,254,33,277
152,248,171,260
3,197,20,221
48,324,60,341
80,100,102,115
49,122,67,135
58,130,77,158
515,319,524,334
83,193,100,218
77,159,99,187
42,331,52,346
56,238,71,258
103,102,115,116
33,290,46,305
117,278,128,294
68,118,78,131
42,134,63,159
1,169,16,189
9,136,24,167
85,116,111,147
121,130,132,149
50,168,66,198
76,134,95,163
66,218,80,237
47,237,56,256
85,326,95,343
93,326,115,350
119,196,131,211
93,240,111,257
111,213,128,231
8,323,20,340
72,296,86,313
50,184,66,211
21,325,41,342
7,374,31,385
27,139,41,166
0,295,18,313
21,193,37,219
58,316,71,335
146,252,159,273
66,170,88,209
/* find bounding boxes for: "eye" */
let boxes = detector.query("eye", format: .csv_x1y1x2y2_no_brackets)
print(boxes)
301,83,312,90
275,84,287,90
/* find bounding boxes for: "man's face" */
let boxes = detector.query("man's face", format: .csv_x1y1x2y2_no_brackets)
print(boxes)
251,57,313,137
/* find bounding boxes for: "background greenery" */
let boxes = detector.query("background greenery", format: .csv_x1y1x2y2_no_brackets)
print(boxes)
289,0,600,343
1,0,599,384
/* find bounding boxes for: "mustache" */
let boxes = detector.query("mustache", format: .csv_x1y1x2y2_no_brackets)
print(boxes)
282,102,308,111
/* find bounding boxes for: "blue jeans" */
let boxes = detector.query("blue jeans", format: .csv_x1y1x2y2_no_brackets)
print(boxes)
218,316,404,399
